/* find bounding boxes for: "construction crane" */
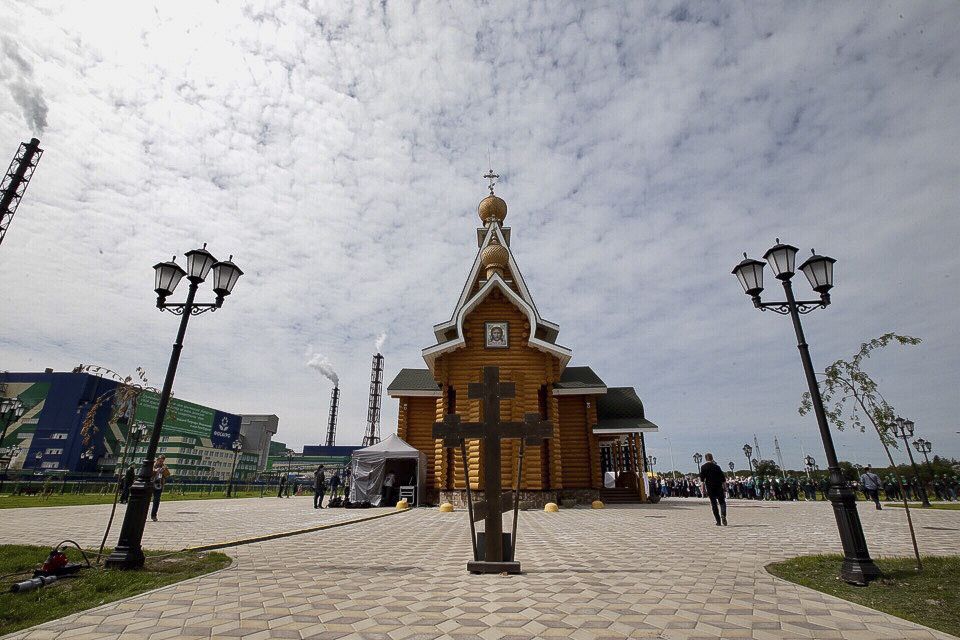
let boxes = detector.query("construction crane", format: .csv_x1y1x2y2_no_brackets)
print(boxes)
0,138,43,247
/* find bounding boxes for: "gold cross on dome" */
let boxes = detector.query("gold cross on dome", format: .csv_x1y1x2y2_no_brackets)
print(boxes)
483,169,499,195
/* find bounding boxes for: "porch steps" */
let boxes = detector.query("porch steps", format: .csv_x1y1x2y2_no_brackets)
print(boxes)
599,487,644,504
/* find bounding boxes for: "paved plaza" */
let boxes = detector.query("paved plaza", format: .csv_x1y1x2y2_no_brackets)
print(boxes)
1,497,959,640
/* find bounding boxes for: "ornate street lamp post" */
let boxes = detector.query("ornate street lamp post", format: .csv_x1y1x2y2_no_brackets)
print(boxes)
693,452,703,470
894,417,930,507
733,240,880,585
742,444,753,473
226,438,243,498
804,454,815,480
728,461,735,478
912,437,935,494
0,398,25,449
106,245,242,569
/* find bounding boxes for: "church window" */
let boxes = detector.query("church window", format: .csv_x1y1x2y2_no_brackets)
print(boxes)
537,385,548,419
447,385,457,415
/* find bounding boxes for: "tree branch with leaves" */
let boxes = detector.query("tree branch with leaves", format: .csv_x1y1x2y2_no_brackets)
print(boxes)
799,332,923,570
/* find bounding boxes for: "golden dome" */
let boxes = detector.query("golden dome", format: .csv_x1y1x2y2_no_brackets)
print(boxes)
478,194,507,224
480,237,509,270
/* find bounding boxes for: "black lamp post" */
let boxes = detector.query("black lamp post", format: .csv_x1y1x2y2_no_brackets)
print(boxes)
728,461,735,478
106,245,242,569
734,240,880,584
912,437,935,492
226,438,243,498
804,454,815,480
742,444,753,473
693,452,703,470
0,398,25,449
894,417,930,508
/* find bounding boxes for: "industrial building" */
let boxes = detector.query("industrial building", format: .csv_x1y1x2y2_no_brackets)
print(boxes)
0,370,275,481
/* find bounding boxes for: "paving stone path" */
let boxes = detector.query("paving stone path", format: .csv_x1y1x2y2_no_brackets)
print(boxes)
0,496,392,550
2,498,959,639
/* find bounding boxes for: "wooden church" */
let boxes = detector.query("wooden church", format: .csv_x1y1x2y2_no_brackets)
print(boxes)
388,178,659,506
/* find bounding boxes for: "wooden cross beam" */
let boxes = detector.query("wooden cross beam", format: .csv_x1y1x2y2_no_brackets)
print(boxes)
432,366,553,573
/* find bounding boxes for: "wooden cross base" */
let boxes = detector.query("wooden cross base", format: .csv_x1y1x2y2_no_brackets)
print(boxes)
468,560,522,574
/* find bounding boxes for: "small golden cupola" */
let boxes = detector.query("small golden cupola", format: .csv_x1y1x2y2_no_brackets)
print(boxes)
478,168,507,226
480,235,509,279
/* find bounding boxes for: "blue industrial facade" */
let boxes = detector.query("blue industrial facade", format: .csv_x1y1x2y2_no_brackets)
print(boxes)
1,371,242,476
1,371,121,475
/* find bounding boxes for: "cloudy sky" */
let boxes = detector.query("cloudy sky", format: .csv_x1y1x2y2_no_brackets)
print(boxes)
2,1,958,471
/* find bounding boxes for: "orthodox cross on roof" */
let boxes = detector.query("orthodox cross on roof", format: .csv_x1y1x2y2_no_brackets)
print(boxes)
483,168,499,195
433,366,553,574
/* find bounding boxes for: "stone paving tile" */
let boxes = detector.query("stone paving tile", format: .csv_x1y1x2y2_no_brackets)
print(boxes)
2,499,959,639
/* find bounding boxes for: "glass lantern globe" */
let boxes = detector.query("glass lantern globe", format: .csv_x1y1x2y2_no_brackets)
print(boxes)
153,258,187,298
799,250,837,294
210,257,244,299
763,239,799,280
732,254,765,297
184,244,218,282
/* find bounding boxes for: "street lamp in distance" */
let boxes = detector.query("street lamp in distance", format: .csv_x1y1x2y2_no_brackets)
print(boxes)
742,444,753,473
894,417,930,508
226,438,243,498
733,239,879,586
693,452,703,470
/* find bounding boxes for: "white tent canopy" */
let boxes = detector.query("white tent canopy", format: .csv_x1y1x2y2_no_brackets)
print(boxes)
349,433,427,506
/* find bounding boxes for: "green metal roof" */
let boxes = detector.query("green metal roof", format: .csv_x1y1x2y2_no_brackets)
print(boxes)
594,387,659,432
554,366,606,390
387,368,441,394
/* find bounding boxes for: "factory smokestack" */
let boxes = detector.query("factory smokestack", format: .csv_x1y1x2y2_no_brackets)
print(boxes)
0,137,43,248
363,353,384,447
325,385,340,447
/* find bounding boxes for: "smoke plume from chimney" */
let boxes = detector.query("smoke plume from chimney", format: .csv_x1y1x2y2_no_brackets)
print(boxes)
307,352,339,386
1,37,48,134
374,332,387,354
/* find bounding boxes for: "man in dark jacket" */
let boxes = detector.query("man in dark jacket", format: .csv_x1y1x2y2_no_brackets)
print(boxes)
699,453,728,526
313,465,326,509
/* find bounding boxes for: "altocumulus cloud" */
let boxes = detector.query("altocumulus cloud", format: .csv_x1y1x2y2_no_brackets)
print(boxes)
0,2,958,466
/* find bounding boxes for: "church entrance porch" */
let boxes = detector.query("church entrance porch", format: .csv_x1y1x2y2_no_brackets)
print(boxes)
598,433,648,504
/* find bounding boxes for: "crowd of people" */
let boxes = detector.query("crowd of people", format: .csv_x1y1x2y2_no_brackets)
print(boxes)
654,469,960,503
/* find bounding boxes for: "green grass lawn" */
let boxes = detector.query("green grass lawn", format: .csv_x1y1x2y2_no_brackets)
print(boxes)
0,544,230,636
884,502,960,511
0,490,271,509
767,555,959,637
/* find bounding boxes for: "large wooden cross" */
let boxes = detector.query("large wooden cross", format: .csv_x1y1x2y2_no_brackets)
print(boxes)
433,366,553,573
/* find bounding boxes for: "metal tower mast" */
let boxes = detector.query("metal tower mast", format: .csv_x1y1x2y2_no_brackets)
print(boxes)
324,386,339,447
753,434,763,460
363,353,384,446
774,436,786,478
0,138,43,248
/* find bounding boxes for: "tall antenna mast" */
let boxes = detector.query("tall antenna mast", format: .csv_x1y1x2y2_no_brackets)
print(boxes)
0,138,43,248
774,436,786,479
753,434,763,460
363,353,384,446
324,385,339,447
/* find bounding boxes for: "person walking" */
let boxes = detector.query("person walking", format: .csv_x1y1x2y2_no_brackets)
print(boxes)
277,473,287,498
313,464,327,509
329,469,341,499
859,465,883,510
120,464,135,504
698,453,728,526
150,455,171,521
